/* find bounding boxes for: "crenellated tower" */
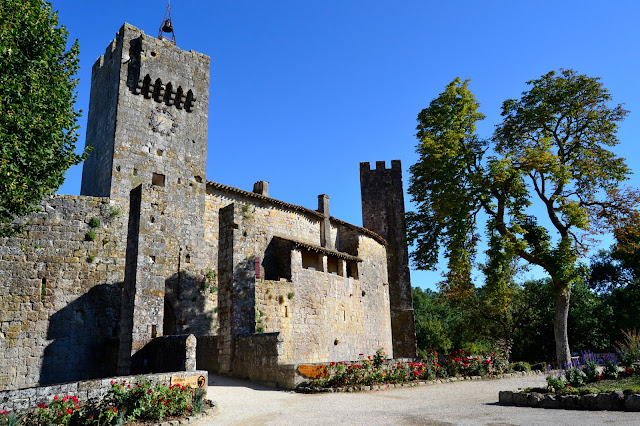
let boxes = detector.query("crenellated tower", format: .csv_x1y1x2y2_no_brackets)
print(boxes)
80,23,211,374
360,160,417,358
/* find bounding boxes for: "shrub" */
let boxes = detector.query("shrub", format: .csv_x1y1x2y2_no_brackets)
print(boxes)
88,217,100,228
85,230,96,241
509,361,531,372
530,362,547,371
488,349,510,373
582,360,599,383
103,379,200,423
32,394,82,425
109,206,121,217
615,328,640,367
546,373,566,392
604,355,619,379
565,366,585,387
0,411,21,426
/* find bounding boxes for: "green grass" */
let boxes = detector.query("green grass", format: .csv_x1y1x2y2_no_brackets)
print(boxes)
576,375,640,395
527,375,640,395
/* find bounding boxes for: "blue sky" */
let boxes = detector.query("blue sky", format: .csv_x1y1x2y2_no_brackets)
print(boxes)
51,0,640,290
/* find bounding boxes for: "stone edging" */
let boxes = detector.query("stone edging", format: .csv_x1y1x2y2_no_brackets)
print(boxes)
296,370,546,393
499,390,640,412
151,401,217,425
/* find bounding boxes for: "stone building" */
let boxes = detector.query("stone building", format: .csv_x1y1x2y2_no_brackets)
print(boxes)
0,23,416,391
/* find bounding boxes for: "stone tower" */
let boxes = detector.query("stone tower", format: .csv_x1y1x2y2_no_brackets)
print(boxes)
360,160,417,358
80,23,211,374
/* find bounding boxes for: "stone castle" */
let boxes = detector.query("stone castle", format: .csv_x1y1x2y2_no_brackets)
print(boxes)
0,23,416,391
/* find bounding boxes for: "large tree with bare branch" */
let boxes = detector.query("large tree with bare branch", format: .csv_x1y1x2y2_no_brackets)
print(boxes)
407,70,640,366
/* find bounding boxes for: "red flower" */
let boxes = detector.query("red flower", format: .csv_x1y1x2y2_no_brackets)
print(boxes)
66,408,72,415
74,405,79,410
62,396,67,402
38,403,47,409
53,395,58,400
58,412,62,416
89,415,93,419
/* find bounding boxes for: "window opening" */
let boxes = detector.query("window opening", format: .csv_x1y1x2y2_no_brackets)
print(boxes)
152,172,166,187
346,261,358,279
301,249,320,271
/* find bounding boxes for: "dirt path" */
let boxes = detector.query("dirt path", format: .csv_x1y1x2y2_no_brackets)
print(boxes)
191,374,638,425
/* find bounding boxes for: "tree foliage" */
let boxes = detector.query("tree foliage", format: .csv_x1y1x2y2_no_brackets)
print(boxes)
589,235,640,341
407,70,639,366
0,0,86,235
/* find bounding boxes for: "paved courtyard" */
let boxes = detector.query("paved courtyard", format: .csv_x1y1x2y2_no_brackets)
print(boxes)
191,374,639,425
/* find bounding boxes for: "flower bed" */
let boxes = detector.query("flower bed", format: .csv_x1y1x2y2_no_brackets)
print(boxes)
1,379,214,426
298,348,543,393
498,342,640,412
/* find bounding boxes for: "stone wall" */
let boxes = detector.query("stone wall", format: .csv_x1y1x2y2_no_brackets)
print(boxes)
0,370,208,413
255,237,392,364
206,181,393,373
130,334,197,374
195,335,220,372
0,196,127,391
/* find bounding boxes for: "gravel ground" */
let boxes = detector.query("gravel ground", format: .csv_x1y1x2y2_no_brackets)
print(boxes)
191,374,639,425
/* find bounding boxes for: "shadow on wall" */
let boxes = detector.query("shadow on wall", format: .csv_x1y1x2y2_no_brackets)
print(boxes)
128,272,215,375
40,283,122,386
163,272,215,337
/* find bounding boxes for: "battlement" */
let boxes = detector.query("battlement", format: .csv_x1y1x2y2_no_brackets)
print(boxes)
359,159,402,172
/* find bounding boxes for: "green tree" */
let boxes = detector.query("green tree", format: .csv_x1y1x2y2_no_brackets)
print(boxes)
0,0,86,235
407,71,639,366
413,287,456,354
589,233,640,341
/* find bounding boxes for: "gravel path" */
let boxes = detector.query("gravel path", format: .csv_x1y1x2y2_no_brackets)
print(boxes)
191,374,639,425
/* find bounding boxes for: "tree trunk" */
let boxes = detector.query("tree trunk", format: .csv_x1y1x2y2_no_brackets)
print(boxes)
554,290,571,367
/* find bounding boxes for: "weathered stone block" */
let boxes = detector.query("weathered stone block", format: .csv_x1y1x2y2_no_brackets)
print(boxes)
581,393,598,410
595,391,624,411
540,394,559,409
498,390,514,405
559,394,582,410
624,394,640,411
527,392,543,407
513,392,529,406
